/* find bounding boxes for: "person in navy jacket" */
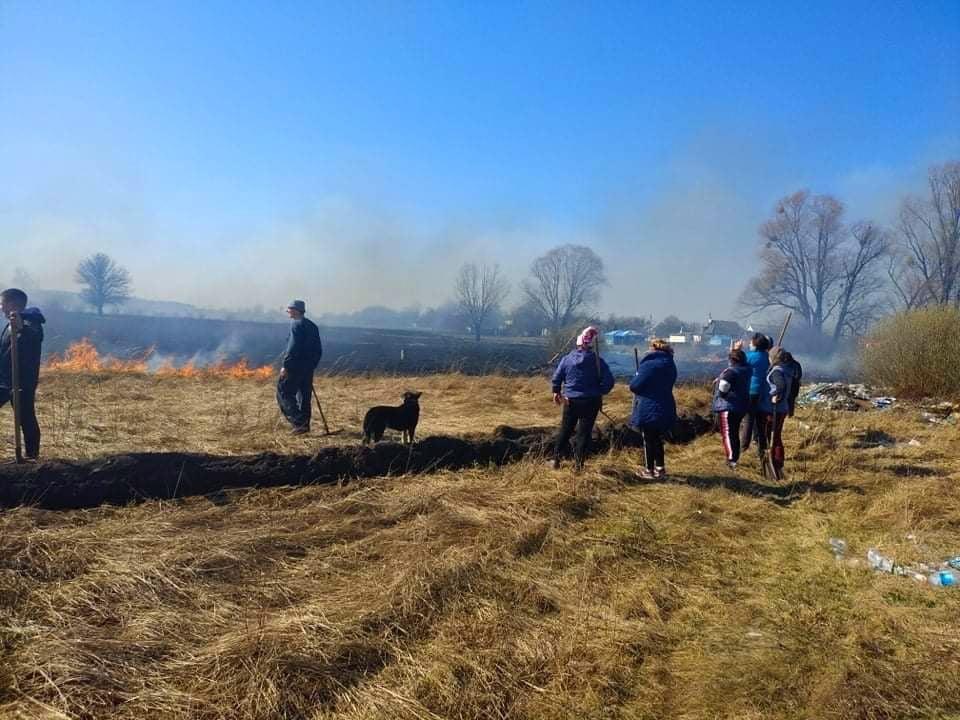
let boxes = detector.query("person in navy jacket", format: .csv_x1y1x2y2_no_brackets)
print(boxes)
758,346,798,480
550,326,615,472
629,338,678,479
711,347,752,470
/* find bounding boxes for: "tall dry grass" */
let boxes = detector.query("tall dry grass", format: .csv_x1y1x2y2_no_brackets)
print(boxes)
862,306,960,400
1,372,959,719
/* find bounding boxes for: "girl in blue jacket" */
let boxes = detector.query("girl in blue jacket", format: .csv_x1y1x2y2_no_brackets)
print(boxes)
629,339,678,479
712,348,752,470
739,333,771,452
551,327,615,472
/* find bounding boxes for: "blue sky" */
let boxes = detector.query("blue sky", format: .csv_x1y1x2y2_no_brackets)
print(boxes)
1,0,958,320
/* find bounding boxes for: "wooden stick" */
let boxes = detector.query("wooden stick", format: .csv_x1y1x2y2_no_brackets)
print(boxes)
311,383,330,435
9,311,23,463
547,331,579,365
776,310,793,347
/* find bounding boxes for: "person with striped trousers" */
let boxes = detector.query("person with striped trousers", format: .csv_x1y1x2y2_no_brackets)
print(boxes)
712,347,752,471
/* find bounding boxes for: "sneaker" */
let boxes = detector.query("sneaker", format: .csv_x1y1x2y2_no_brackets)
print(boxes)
655,467,667,479
636,468,657,479
290,426,310,436
550,458,561,470
726,460,737,472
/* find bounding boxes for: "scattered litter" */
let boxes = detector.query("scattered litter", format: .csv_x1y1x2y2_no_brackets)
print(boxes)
800,422,812,431
851,429,897,449
919,401,958,425
829,537,847,557
920,411,957,425
799,383,894,411
864,545,957,587
830,539,958,588
907,438,922,447
745,631,764,639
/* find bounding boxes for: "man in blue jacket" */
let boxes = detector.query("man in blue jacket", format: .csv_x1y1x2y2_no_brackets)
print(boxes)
0,288,45,459
277,300,323,434
551,326,615,472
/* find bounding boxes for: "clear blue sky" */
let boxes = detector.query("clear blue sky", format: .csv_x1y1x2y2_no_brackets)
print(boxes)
1,0,958,320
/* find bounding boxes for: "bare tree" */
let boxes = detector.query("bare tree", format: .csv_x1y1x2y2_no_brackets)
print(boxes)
889,161,960,308
740,190,887,337
75,253,133,315
521,244,607,333
454,263,510,341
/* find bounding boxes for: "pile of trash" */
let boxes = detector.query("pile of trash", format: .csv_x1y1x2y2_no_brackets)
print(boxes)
799,383,895,412
829,538,959,587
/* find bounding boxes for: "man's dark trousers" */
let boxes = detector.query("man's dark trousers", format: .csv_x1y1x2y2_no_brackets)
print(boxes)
554,396,602,465
0,385,40,458
277,371,313,430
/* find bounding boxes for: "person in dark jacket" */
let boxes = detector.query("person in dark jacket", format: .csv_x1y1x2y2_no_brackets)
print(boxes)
0,288,45,459
277,299,323,434
551,326,615,472
712,347,751,470
758,346,797,480
739,333,771,451
629,338,678,479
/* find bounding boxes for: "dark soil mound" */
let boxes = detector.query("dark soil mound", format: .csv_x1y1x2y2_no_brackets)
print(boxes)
0,414,712,510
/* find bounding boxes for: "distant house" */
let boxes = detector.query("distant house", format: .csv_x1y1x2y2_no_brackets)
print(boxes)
603,329,647,346
701,317,746,347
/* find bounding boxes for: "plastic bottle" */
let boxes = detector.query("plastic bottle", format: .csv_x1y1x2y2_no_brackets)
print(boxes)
867,548,894,573
829,538,847,557
947,557,960,571
928,571,956,587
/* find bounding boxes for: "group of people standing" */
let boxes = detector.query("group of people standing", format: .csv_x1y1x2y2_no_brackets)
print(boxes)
550,327,801,480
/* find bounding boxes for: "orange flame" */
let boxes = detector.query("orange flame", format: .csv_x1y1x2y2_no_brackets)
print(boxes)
45,339,275,380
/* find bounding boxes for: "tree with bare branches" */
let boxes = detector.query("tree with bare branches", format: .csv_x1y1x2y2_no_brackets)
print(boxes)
454,263,510,341
75,253,133,315
888,161,960,309
740,191,888,339
522,245,607,334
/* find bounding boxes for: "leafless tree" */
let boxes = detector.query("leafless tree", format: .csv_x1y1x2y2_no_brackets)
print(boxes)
889,161,960,308
75,253,132,315
522,244,607,333
454,262,510,341
740,190,888,338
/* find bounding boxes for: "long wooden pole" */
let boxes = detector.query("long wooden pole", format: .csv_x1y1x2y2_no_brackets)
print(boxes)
776,310,793,347
311,383,330,435
9,312,23,463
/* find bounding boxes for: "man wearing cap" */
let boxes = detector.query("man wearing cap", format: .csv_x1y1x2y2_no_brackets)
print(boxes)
277,300,323,434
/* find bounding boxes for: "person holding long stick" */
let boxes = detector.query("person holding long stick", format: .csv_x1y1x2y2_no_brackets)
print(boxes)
550,326,614,473
0,288,45,460
759,346,798,481
277,300,323,435
629,338,678,479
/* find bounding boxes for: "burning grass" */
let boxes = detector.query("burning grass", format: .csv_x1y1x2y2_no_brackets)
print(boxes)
45,339,275,380
1,371,959,719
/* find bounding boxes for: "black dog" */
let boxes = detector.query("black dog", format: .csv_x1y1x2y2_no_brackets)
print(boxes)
362,391,422,444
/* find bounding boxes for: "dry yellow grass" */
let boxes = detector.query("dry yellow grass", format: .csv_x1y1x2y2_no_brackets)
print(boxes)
1,371,958,719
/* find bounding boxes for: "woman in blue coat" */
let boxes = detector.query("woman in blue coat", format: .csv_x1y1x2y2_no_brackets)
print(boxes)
629,339,678,478
551,326,615,472
712,347,752,470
